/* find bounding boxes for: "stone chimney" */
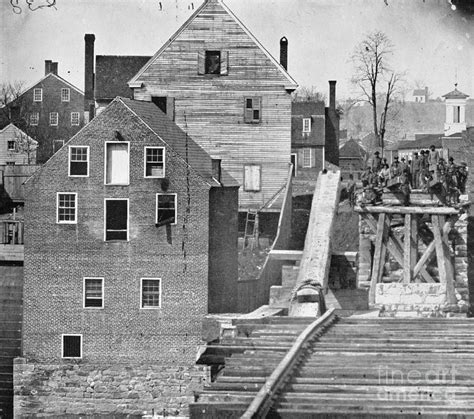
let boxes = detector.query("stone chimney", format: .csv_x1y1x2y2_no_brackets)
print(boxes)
44,60,52,75
51,62,58,75
329,80,336,110
280,37,288,71
84,34,96,122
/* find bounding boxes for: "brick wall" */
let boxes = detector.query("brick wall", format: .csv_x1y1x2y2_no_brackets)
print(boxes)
14,358,209,418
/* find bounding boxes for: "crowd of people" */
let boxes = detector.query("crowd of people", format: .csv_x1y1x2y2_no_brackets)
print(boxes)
346,145,468,207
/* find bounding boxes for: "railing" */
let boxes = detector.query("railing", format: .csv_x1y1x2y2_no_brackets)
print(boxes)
1,221,24,245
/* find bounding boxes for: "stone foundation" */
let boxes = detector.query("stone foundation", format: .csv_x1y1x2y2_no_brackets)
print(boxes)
14,358,209,418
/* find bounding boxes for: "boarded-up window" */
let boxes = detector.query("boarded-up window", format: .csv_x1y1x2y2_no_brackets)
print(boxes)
105,142,129,185
141,278,161,308
244,97,261,123
105,199,128,241
244,165,261,192
69,146,89,177
84,278,103,308
156,194,177,227
145,147,165,178
62,335,82,358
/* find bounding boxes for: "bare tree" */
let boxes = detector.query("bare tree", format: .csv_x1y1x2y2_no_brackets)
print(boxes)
292,86,326,103
351,31,403,155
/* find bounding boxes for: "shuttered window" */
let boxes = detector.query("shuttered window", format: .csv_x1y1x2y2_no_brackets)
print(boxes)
244,97,261,123
244,165,261,192
62,334,82,358
105,199,128,241
84,278,104,308
198,50,228,75
105,142,129,185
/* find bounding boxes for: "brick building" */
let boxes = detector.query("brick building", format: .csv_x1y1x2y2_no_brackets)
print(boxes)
291,81,340,178
1,61,84,163
16,97,239,417
123,0,298,212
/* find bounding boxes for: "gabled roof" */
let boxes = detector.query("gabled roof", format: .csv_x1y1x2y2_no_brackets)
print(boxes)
95,56,152,101
442,86,469,99
16,72,84,99
119,98,239,188
129,0,297,90
389,134,443,151
0,123,38,144
413,89,427,96
339,138,366,159
292,101,325,116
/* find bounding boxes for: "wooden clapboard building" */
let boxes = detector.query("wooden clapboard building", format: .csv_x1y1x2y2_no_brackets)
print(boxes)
126,0,298,212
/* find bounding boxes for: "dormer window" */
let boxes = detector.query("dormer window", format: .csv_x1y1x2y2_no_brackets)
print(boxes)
303,118,311,133
198,50,228,76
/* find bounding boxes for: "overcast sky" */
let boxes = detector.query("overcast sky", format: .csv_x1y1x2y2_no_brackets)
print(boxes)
1,0,473,101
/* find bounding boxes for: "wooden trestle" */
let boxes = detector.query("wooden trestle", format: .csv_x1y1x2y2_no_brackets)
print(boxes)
355,205,465,306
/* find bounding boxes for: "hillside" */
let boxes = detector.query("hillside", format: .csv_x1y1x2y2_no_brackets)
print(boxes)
341,100,474,144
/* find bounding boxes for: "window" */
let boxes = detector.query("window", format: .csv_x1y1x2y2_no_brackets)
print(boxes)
71,112,80,126
30,112,39,126
62,334,82,358
151,97,175,121
6,162,15,166
53,140,64,154
244,97,261,124
303,118,311,133
105,199,128,241
57,193,77,224
156,194,177,227
454,106,461,123
244,164,261,192
69,146,89,177
145,147,165,178
33,88,42,102
84,278,104,308
7,140,15,151
140,278,161,309
105,142,129,185
61,88,70,102
303,148,312,168
50,112,58,126
198,50,228,75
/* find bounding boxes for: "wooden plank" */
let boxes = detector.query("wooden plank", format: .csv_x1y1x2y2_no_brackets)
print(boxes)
369,214,387,305
432,216,456,304
356,206,460,215
410,214,418,277
403,214,412,283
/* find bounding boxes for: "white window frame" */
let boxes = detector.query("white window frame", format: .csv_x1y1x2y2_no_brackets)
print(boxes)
140,278,162,309
33,88,43,102
83,277,104,309
61,334,82,359
49,112,58,126
68,146,89,177
104,198,129,242
71,112,80,126
144,146,166,178
156,193,177,226
303,118,311,133
30,112,39,126
7,140,15,151
104,141,130,185
56,192,77,224
61,88,70,102
303,148,312,168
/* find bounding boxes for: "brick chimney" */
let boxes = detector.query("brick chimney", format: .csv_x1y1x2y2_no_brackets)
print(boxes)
212,159,222,183
51,62,58,75
329,80,336,110
280,37,288,71
84,33,96,122
44,60,52,75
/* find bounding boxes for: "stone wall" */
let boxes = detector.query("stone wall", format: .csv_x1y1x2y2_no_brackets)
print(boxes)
14,359,209,418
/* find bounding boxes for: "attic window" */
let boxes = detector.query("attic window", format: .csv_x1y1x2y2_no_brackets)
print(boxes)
69,146,89,177
145,147,165,178
7,141,15,151
303,118,311,133
244,97,261,124
198,51,228,76
33,88,42,102
61,88,70,102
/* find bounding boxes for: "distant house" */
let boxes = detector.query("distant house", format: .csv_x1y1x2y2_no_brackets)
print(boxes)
412,87,429,103
387,134,446,163
0,61,84,163
20,97,239,416
123,0,298,212
443,85,469,136
0,123,37,165
291,81,340,178
338,138,367,179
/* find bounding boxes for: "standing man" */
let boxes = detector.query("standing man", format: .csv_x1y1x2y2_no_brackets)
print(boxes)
428,145,440,179
411,152,421,189
371,151,382,174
